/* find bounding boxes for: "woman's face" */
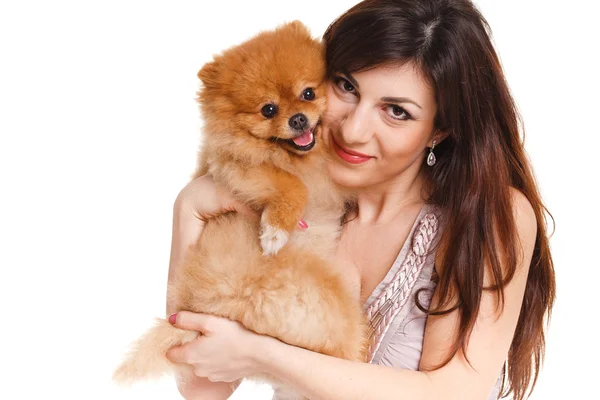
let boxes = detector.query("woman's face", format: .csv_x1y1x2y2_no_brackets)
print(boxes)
321,63,438,190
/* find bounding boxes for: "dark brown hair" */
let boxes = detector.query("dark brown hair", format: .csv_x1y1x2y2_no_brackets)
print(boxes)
324,1,556,399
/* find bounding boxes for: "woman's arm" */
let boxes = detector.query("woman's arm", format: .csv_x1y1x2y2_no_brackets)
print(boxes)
418,190,537,397
166,194,204,315
164,184,536,399
166,177,248,399
251,191,537,400
166,175,255,314
258,339,432,399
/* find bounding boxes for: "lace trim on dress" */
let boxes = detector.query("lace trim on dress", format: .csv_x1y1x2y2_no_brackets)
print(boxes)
365,213,440,362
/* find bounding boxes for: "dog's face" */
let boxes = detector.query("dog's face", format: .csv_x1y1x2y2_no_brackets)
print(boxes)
198,21,327,155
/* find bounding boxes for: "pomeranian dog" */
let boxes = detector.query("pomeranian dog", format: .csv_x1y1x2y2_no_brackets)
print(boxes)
113,21,368,399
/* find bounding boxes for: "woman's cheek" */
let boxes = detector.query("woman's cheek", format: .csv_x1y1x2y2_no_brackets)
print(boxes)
325,85,347,117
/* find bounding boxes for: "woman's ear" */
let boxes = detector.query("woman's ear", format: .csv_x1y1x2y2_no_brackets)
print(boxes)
428,130,449,147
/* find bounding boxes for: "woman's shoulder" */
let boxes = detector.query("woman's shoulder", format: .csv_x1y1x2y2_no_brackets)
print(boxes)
433,187,537,275
509,187,537,238
508,188,538,278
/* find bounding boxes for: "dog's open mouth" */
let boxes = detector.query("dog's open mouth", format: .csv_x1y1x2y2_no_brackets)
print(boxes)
285,123,319,152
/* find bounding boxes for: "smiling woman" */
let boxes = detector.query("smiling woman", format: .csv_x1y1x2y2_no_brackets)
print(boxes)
163,1,556,400
323,64,438,185
2,0,597,398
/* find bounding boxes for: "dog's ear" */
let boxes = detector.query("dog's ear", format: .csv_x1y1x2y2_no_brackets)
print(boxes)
283,20,311,37
197,60,220,87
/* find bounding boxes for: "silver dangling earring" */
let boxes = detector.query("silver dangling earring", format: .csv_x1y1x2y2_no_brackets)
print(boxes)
427,140,437,166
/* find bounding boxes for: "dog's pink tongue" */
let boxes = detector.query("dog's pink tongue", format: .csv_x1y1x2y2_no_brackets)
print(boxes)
292,130,314,146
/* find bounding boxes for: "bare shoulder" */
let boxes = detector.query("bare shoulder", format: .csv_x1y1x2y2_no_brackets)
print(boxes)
510,188,535,224
509,187,537,256
497,188,537,288
434,188,537,277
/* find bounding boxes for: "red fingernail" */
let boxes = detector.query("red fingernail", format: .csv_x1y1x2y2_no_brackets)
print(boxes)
298,219,308,229
168,313,177,325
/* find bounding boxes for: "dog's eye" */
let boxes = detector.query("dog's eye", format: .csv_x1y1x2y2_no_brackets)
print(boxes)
302,88,315,101
261,104,278,118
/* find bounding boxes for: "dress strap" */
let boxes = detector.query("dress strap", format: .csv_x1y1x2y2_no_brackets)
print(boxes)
365,207,440,362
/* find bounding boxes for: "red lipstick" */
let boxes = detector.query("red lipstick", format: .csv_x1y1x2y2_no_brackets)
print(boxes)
331,135,374,165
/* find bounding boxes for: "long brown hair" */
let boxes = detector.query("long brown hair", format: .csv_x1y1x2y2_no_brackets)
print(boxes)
324,1,556,399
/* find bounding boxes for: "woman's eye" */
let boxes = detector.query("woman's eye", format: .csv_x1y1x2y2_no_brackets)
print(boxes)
302,88,315,101
334,77,356,94
384,105,411,121
343,81,355,92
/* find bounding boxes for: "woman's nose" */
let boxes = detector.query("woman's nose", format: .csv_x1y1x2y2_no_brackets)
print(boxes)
340,104,372,144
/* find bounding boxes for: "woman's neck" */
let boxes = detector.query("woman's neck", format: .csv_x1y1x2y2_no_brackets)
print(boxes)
354,170,426,225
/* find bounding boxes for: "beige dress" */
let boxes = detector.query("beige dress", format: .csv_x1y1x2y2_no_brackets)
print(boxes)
363,204,503,399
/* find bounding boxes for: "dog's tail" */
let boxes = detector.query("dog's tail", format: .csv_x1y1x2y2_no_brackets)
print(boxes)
113,318,199,385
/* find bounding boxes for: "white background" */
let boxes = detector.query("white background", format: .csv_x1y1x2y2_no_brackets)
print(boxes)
1,0,598,399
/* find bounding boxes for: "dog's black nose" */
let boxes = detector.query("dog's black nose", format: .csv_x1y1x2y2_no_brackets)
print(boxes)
289,113,308,130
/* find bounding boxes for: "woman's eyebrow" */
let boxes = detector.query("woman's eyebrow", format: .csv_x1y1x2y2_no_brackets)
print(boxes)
381,96,422,110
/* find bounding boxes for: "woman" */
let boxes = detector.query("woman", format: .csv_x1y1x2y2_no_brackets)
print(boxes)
165,0,556,399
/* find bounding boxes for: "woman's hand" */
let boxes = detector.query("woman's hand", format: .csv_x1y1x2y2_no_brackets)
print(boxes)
166,311,268,383
175,175,255,225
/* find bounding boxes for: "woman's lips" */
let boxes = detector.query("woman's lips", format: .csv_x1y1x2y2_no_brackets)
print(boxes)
331,135,374,164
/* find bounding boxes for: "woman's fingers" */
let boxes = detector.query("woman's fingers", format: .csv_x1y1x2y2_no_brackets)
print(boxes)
170,311,221,333
214,186,257,220
166,340,193,364
165,312,213,364
166,312,227,365
177,175,257,222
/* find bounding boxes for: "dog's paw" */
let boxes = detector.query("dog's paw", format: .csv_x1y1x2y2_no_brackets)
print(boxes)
260,214,290,256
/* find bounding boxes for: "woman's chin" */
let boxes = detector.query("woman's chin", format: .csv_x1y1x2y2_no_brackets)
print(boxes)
326,161,370,189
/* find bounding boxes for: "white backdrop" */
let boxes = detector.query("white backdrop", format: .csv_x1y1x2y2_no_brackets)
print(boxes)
1,0,598,399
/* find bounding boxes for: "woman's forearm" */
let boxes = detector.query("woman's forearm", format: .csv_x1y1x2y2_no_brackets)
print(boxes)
175,372,240,400
256,337,435,400
167,197,241,399
166,196,205,315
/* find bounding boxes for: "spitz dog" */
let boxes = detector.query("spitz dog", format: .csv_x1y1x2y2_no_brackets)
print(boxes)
114,21,368,399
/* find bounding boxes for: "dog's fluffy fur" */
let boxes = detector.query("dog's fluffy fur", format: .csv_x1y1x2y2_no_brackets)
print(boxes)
114,21,368,399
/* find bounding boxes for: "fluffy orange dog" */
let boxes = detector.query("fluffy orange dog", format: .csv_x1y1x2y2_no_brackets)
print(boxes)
114,21,368,399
